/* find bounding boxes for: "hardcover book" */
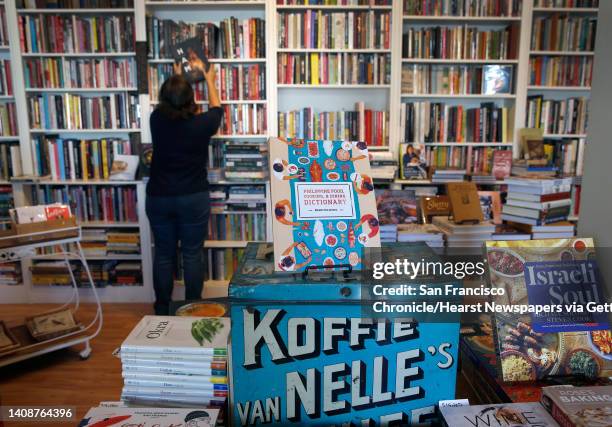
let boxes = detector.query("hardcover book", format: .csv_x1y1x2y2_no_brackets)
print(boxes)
482,65,513,95
172,36,209,84
492,149,512,179
447,182,484,224
269,137,381,272
478,191,502,225
121,316,229,355
399,143,428,180
376,190,417,225
78,407,220,427
541,385,612,427
484,239,612,382
439,402,559,427
419,195,450,223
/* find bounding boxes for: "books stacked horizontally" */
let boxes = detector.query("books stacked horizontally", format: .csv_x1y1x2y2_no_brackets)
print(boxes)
223,141,268,181
106,232,140,256
379,224,397,243
78,406,221,427
397,224,444,248
541,385,612,427
431,169,465,183
120,316,229,412
433,216,495,248
506,221,575,240
502,177,573,226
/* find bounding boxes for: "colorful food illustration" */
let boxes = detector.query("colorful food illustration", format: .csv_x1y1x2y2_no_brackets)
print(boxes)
176,303,226,317
326,172,340,181
323,257,335,266
336,221,347,232
324,159,336,170
348,223,356,248
307,140,320,157
323,140,334,156
334,247,346,260
298,156,310,165
336,148,350,162
191,318,224,346
501,351,535,381
310,160,323,182
566,349,600,378
590,330,612,356
296,242,312,258
348,251,359,266
487,249,524,276
325,235,337,247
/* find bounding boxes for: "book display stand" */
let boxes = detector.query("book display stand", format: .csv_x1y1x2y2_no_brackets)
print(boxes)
0,220,103,367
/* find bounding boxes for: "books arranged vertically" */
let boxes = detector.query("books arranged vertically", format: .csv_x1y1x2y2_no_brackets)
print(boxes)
146,17,265,59
217,104,266,136
31,260,142,287
16,0,134,7
0,8,8,48
545,137,586,176
0,144,21,179
120,316,229,407
502,176,573,225
0,103,17,137
534,0,598,7
400,101,514,143
148,63,266,102
277,52,390,85
402,24,520,60
278,0,392,5
32,185,138,224
526,95,588,135
278,10,391,50
531,15,597,52
424,146,512,176
403,0,521,17
279,105,389,146
402,64,513,95
433,215,494,247
27,93,140,131
208,213,266,242
23,58,137,89
30,136,135,180
529,56,593,87
17,14,135,54
0,60,12,96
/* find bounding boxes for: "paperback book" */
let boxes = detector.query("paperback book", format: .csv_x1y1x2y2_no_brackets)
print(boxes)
541,385,612,427
439,402,559,427
77,407,220,427
269,137,381,272
484,239,612,383
172,36,209,84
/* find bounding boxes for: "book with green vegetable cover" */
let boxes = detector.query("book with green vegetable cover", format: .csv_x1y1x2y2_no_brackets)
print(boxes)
121,316,229,356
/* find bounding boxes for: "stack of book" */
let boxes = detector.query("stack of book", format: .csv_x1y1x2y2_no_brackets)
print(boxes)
506,221,575,240
376,189,418,243
81,229,108,257
502,177,573,226
379,224,398,243
223,142,267,181
0,262,21,286
107,232,140,256
397,224,444,248
511,159,557,177
120,316,229,410
431,169,465,183
433,216,495,248
114,262,143,286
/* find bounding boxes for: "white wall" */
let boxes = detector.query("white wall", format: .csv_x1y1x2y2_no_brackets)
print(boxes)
577,1,612,285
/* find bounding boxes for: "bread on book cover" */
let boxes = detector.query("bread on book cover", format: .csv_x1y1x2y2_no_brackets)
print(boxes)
541,385,612,427
172,36,210,84
484,239,612,383
447,182,484,223
439,402,559,427
78,406,220,427
121,316,229,355
376,190,417,225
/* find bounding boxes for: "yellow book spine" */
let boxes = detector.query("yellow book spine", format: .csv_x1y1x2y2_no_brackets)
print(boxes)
101,139,109,180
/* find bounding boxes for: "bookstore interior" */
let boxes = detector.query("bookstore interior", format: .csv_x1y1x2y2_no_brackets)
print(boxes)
0,0,612,426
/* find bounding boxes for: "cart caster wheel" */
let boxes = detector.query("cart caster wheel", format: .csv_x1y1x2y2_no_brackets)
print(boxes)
79,348,91,360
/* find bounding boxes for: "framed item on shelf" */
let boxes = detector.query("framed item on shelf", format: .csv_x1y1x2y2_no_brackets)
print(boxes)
482,65,513,95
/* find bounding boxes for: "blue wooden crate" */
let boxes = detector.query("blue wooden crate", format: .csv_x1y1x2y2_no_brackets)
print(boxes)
229,243,462,426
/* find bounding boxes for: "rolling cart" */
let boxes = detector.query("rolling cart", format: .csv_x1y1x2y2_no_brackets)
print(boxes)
0,218,103,367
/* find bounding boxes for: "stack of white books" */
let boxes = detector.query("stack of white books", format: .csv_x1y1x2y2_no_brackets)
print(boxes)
120,316,229,413
432,216,495,248
78,406,221,427
397,224,444,248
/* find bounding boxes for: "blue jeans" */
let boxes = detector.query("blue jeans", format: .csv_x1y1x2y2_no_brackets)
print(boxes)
146,191,210,315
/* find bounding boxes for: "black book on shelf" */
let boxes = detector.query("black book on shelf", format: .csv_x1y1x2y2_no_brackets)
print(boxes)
172,36,210,84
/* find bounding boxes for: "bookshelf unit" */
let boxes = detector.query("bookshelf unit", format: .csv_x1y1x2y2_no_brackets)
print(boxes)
0,0,599,302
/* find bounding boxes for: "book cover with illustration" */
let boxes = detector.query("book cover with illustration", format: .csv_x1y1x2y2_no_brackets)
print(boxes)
376,189,418,225
439,402,558,427
484,239,612,383
121,316,229,355
78,407,220,427
269,137,381,272
399,142,428,180
172,36,209,84
541,385,612,427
